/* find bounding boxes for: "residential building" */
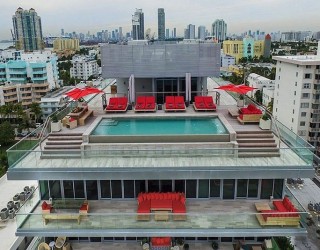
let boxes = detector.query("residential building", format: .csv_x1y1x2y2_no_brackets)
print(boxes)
0,50,58,89
281,31,313,42
212,19,227,42
12,7,43,51
273,46,320,150
132,9,144,40
173,28,177,38
5,41,314,249
158,8,165,41
166,29,170,39
70,55,99,80
53,38,79,52
247,73,275,99
198,26,206,40
221,53,236,68
262,86,274,107
185,24,195,39
223,35,271,63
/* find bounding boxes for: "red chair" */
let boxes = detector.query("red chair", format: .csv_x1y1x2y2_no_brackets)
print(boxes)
165,96,175,111
106,97,118,111
203,96,216,110
194,96,206,110
135,96,146,111
175,96,186,110
117,97,128,111
145,96,156,111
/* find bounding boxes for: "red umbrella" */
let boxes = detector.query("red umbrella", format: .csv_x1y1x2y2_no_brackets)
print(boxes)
215,84,256,94
65,87,104,100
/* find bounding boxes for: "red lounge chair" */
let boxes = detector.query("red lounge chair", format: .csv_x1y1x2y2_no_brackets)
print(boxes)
175,96,186,110
134,96,146,111
165,96,175,111
117,97,128,111
105,97,118,111
203,96,216,110
193,96,206,110
145,96,156,111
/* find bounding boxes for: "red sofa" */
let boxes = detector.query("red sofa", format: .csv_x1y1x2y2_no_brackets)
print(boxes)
105,97,128,112
137,192,187,221
164,96,186,111
257,197,300,226
237,104,262,124
151,237,171,247
193,96,216,111
134,96,156,112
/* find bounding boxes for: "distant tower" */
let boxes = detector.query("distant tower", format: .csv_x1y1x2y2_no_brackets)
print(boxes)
61,29,64,36
119,27,123,40
188,24,195,39
173,28,176,38
166,29,169,39
212,19,227,43
158,8,165,40
12,7,43,51
132,9,144,40
264,34,272,58
198,26,206,40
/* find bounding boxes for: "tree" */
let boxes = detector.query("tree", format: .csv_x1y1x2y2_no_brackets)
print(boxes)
274,237,294,250
267,99,274,113
254,90,262,104
29,102,42,123
0,121,15,146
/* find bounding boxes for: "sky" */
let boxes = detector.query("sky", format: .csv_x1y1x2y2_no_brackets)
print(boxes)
0,0,319,40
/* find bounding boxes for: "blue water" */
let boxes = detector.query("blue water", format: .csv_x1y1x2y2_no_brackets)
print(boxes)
91,118,228,135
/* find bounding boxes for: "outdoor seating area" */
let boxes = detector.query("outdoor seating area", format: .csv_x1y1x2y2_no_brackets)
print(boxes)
134,96,157,112
151,237,172,249
41,200,89,225
255,197,300,227
137,192,187,221
164,96,186,112
237,104,263,124
193,96,217,111
105,97,129,112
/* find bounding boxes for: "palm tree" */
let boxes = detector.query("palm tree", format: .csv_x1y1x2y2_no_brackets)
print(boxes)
29,102,42,123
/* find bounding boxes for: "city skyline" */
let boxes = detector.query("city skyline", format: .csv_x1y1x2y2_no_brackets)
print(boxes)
0,0,319,40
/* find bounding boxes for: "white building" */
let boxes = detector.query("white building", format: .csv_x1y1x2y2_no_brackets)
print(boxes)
247,73,275,99
262,86,274,107
70,55,99,80
273,46,320,148
221,53,235,68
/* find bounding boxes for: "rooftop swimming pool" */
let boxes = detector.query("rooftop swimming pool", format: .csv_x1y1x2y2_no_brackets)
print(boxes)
89,117,230,143
91,117,228,136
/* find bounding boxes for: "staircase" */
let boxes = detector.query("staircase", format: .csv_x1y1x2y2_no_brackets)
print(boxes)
236,130,280,157
41,133,83,158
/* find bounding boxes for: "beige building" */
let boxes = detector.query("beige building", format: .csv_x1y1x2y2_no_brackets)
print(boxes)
53,38,80,52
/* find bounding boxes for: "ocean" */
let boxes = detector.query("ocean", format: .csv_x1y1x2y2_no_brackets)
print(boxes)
0,42,14,50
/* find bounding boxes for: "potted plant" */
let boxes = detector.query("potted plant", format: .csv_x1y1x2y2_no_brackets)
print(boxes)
259,112,271,130
211,241,219,250
176,238,184,249
50,114,62,132
183,243,189,250
237,94,244,107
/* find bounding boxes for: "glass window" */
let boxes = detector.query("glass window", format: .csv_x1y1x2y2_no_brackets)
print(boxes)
148,180,160,192
300,103,309,108
124,180,134,198
39,180,49,200
160,180,172,192
223,180,235,199
198,180,209,198
236,179,248,198
111,180,122,198
49,180,61,199
300,121,305,126
273,179,284,199
74,181,85,198
302,93,310,99
175,180,185,193
305,73,311,79
303,83,311,89
135,180,146,197
86,180,98,200
210,180,220,198
301,112,307,117
260,179,273,199
186,180,197,198
248,179,259,198
63,180,74,198
100,180,111,198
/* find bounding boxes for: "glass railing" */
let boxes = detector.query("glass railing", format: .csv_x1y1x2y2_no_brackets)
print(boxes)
16,210,308,231
7,147,313,169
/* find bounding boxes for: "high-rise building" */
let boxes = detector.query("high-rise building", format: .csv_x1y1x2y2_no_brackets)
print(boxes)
12,7,43,51
185,24,195,39
132,9,144,40
61,29,64,36
198,26,206,40
119,27,123,40
158,8,165,41
173,28,177,38
212,19,227,42
166,29,169,39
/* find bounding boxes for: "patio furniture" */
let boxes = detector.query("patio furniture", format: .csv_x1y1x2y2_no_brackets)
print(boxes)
134,96,146,111
145,96,156,111
68,106,88,122
134,96,157,112
55,236,66,248
79,110,93,126
38,242,50,250
254,202,271,212
105,97,128,112
194,96,217,111
154,211,170,221
203,96,217,110
164,96,186,112
228,107,239,117
65,117,77,129
237,104,262,124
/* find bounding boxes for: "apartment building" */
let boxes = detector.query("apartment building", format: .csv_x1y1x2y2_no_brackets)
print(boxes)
247,73,275,99
273,46,320,153
70,55,99,80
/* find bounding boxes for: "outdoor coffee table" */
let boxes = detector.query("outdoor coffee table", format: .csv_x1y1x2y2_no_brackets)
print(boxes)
228,107,239,117
154,210,170,221
254,202,271,211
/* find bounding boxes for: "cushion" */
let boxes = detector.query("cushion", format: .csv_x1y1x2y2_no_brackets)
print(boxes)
80,204,88,211
180,196,186,204
247,104,256,111
137,200,151,213
42,201,48,210
137,196,143,204
172,200,186,213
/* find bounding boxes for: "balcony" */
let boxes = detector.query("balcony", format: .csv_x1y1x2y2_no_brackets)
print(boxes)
311,117,320,123
311,109,320,114
4,96,18,103
308,127,320,133
308,136,317,142
15,188,308,237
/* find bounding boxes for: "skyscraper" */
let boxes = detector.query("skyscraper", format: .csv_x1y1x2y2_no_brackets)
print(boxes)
198,25,206,40
158,8,165,40
185,24,195,39
12,7,43,51
132,9,144,40
212,19,227,42
165,29,169,39
173,28,176,38
61,29,64,36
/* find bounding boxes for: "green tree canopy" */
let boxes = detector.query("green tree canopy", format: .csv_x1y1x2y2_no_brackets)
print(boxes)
30,102,42,122
0,121,15,146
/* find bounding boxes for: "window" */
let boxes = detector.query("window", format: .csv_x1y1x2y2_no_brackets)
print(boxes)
279,68,281,72
277,84,279,89
306,65,312,69
305,73,311,79
317,65,320,69
301,112,307,117
303,83,311,89
296,72,298,77
293,109,294,114
295,82,297,86
300,121,305,126
278,76,280,80
301,103,309,108
302,93,310,99
292,118,294,123
294,91,296,96
210,180,220,198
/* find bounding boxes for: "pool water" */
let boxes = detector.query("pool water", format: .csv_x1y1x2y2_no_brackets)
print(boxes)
91,117,228,135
